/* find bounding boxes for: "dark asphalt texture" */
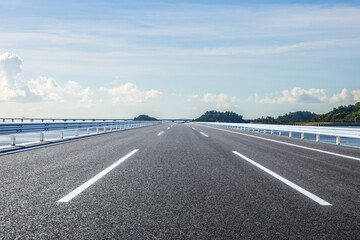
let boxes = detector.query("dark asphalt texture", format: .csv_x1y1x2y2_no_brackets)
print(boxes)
0,123,359,239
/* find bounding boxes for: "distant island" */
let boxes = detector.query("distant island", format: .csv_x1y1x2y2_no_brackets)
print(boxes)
194,110,244,123
133,114,158,121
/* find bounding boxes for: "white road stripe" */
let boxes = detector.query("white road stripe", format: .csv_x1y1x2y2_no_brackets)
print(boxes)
192,128,196,130
200,125,360,162
157,131,164,136
167,127,170,129
200,132,208,137
232,151,331,206
57,149,139,203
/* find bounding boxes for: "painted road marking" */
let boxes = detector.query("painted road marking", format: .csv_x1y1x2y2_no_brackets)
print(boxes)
232,151,331,206
200,132,208,137
157,131,164,136
58,149,139,203
167,127,170,129
200,125,360,162
192,128,196,130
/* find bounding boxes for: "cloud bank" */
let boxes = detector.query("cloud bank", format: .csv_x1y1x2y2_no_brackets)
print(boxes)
254,87,358,104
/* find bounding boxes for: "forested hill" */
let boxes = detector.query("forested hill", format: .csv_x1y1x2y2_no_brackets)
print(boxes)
194,111,244,123
255,111,316,122
133,114,158,121
312,102,360,122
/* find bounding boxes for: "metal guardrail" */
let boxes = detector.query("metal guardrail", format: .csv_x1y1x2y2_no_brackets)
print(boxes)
0,121,161,147
0,117,132,123
199,122,360,146
0,121,157,135
0,117,192,123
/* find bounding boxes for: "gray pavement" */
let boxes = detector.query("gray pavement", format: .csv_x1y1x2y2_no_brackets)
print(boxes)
0,123,359,239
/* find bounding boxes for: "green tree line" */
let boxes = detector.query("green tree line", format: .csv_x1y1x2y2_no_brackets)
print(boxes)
312,102,360,122
193,111,244,123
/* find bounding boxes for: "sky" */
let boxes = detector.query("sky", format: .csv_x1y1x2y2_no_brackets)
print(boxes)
0,0,359,119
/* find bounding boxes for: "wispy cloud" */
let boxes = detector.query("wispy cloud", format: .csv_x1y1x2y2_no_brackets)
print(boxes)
254,87,358,104
186,94,199,102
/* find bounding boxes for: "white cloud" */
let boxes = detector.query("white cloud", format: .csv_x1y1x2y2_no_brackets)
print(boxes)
278,88,328,104
255,87,357,104
0,52,95,107
353,89,360,102
0,52,22,87
253,93,276,104
100,82,162,105
28,77,95,107
0,52,29,101
78,88,95,108
202,93,238,109
329,88,351,103
28,77,63,102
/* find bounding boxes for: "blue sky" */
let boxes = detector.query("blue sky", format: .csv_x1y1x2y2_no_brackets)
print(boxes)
0,0,359,119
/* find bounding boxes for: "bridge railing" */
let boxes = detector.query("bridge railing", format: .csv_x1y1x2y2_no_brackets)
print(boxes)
0,117,133,123
198,122,360,147
0,121,161,148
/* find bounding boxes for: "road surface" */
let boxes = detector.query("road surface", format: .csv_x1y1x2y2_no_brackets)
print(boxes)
1,123,359,239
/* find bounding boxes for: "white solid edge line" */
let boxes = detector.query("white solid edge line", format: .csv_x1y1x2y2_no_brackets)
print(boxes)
232,151,332,206
157,131,164,136
200,125,360,162
200,132,208,137
57,149,139,203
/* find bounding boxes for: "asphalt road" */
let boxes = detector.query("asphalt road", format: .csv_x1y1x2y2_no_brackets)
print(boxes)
0,123,359,239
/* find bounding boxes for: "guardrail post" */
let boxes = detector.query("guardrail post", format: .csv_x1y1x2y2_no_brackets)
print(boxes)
96,127,99,133
75,129,78,136
316,134,320,142
40,132,44,141
271,129,273,134
60,131,64,139
10,135,15,146
87,128,90,135
279,131,282,136
289,132,292,137
257,129,260,132
263,130,266,134
301,133,304,139
336,136,340,145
